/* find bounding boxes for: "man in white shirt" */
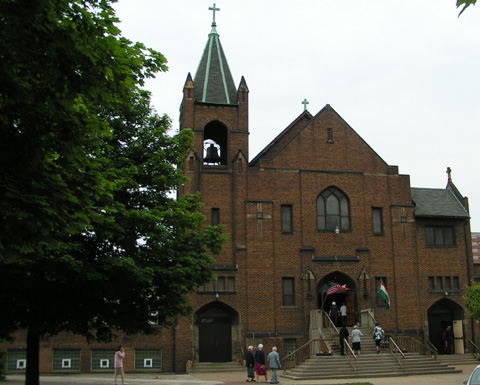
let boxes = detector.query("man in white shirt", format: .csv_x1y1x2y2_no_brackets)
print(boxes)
340,303,347,326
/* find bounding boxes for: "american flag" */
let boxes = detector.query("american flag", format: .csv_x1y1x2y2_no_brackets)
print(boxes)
327,284,349,295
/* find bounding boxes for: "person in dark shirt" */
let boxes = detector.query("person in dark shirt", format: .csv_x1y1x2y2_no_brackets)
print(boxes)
245,345,255,382
255,344,268,383
444,326,454,354
339,325,349,356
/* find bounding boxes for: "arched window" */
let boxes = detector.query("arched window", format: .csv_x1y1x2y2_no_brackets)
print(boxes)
316,187,350,232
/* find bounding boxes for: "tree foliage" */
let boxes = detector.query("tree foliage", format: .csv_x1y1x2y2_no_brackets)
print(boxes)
0,1,224,383
464,281,480,321
457,0,477,16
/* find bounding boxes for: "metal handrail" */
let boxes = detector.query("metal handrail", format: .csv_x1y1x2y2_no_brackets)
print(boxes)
366,309,377,325
322,310,340,337
426,340,439,358
467,338,479,354
394,335,438,358
389,336,405,374
343,338,357,374
281,338,325,374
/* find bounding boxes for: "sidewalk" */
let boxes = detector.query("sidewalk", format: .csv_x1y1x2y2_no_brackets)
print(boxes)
5,364,478,385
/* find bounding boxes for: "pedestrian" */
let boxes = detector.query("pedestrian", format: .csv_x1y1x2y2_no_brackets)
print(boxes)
373,322,385,354
255,344,268,383
114,345,127,385
445,325,454,355
339,325,349,356
267,346,281,384
329,301,340,327
245,345,256,382
351,325,363,356
340,303,347,326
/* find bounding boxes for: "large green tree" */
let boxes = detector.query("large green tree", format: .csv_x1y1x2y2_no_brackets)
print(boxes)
464,281,480,321
0,1,224,384
458,0,477,15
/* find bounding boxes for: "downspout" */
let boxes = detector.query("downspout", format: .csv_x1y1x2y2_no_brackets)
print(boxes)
464,220,475,349
413,219,424,343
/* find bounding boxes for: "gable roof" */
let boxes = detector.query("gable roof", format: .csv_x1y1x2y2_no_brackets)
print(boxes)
193,24,237,105
411,187,469,219
249,110,313,165
249,104,393,174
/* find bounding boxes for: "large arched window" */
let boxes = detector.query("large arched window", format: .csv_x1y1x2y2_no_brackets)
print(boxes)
316,187,350,232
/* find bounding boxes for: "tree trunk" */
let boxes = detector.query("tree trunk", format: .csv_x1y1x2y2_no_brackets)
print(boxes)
25,328,40,385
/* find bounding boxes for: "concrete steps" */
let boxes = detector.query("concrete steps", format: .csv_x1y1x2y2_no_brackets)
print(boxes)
437,353,480,366
284,327,460,380
283,353,460,380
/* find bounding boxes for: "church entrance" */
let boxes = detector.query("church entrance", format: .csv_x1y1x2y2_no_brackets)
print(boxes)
427,299,464,354
317,272,356,327
195,303,238,362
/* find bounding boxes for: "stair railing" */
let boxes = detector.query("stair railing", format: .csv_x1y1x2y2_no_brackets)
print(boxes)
467,338,479,354
321,310,340,338
366,309,377,325
393,335,438,358
281,338,327,374
343,338,357,374
389,336,405,375
426,340,439,358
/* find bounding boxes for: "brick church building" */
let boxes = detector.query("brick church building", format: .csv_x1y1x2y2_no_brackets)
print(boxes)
174,13,475,368
2,10,476,375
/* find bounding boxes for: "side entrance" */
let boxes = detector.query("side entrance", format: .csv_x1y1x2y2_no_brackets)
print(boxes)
195,302,239,362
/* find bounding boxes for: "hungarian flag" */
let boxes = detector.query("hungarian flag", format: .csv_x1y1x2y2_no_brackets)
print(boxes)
378,280,391,310
327,284,349,295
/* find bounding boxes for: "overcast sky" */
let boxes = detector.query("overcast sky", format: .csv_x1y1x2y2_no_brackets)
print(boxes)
114,0,480,232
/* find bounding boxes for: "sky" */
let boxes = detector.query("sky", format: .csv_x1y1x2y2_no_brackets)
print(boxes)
114,0,480,231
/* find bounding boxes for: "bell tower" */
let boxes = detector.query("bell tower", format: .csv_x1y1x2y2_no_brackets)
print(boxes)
179,4,249,194
176,5,249,367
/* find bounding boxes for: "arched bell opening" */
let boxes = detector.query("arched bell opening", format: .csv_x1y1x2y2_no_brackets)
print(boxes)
203,121,227,166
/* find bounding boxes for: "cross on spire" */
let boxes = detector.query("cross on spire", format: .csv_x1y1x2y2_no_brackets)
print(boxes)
447,166,452,183
209,3,220,26
302,98,309,111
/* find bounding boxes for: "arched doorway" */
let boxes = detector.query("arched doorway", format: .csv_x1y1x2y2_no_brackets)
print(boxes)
428,299,464,354
317,272,356,327
195,302,238,362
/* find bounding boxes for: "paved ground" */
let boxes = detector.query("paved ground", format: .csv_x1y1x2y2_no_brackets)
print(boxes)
4,364,478,385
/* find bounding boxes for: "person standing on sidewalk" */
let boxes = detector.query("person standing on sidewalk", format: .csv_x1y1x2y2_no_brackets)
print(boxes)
373,322,385,354
245,345,256,382
255,344,268,383
267,347,281,384
114,345,127,385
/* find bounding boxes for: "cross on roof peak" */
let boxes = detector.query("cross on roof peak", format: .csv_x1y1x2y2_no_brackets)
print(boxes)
209,3,220,26
302,98,309,111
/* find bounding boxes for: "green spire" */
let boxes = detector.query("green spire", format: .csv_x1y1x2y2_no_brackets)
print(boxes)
193,4,238,105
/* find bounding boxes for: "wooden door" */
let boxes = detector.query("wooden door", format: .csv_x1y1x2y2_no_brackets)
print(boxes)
346,292,355,326
199,321,231,362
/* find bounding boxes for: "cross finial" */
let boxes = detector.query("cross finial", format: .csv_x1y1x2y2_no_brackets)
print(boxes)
446,166,452,183
302,98,309,111
209,3,220,26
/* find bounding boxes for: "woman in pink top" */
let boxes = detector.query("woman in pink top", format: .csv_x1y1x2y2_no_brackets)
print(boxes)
114,345,126,384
